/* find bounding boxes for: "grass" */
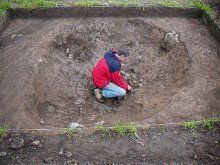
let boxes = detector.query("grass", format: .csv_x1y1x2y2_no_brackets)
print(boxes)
182,118,220,130
0,124,8,137
64,128,76,138
193,0,214,17
202,118,220,130
108,0,142,7
74,0,104,7
14,0,58,9
156,0,185,8
111,122,139,136
95,124,108,133
182,120,199,129
0,1,11,16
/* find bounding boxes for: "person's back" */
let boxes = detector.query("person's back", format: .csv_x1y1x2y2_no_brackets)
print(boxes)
92,57,111,89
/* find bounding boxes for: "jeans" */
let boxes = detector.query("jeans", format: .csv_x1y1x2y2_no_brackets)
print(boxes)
102,82,126,98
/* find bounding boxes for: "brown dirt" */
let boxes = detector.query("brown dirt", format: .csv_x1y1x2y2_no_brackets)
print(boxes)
0,9,220,164
0,17,219,129
0,125,219,164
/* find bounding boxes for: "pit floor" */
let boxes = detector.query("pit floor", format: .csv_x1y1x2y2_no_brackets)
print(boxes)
0,16,219,129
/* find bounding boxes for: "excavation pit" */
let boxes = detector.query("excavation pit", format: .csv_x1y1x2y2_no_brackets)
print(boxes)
0,8,219,129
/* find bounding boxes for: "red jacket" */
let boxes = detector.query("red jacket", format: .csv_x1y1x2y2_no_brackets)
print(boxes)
92,51,128,90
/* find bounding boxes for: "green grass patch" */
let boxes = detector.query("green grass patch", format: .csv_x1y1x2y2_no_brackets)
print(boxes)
108,0,142,7
182,120,199,129
14,0,59,9
0,124,8,137
156,0,184,8
193,0,214,17
111,122,139,136
64,128,76,138
95,125,108,133
0,1,11,16
203,118,220,130
182,118,220,130
74,0,104,7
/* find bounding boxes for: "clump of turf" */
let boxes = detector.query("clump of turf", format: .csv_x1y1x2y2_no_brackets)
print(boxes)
193,0,214,18
0,124,8,137
0,1,11,16
111,122,139,137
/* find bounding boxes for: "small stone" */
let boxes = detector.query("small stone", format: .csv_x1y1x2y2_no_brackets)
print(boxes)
59,149,64,155
0,152,7,157
208,154,215,160
68,54,73,59
136,55,143,60
139,83,143,87
32,141,40,146
0,138,3,143
214,141,218,144
95,120,105,126
66,48,70,54
74,98,85,105
68,122,84,129
132,67,139,74
194,155,198,159
17,34,22,37
65,151,72,158
47,105,55,113
10,137,25,150
44,157,53,163
40,119,45,125
161,32,179,51
54,33,68,47
11,34,17,39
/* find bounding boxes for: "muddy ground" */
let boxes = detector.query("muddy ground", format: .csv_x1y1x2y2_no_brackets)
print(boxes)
0,15,220,164
0,17,219,129
0,125,219,164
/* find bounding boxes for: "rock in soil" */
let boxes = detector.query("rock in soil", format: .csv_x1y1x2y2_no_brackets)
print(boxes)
66,48,70,54
44,157,53,163
39,118,45,125
47,105,55,113
10,137,25,150
95,120,105,126
68,54,73,59
0,152,7,157
59,149,64,155
161,32,179,51
68,122,84,129
65,151,72,158
54,33,68,47
32,140,40,146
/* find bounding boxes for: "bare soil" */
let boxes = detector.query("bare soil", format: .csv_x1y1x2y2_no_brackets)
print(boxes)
0,125,219,164
0,17,219,129
0,9,220,164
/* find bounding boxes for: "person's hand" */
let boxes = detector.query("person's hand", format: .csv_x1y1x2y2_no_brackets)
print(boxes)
128,85,132,91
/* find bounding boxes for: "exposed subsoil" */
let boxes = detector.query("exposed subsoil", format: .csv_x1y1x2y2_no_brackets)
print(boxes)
0,17,220,129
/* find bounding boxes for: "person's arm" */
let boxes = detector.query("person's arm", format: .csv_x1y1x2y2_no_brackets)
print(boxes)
110,71,129,90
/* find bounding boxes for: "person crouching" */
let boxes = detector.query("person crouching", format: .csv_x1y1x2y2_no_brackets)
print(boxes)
92,48,132,103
